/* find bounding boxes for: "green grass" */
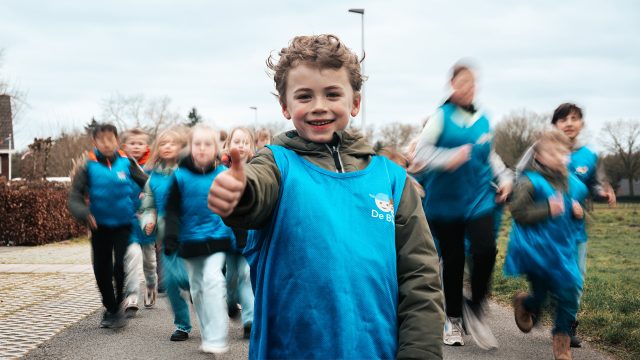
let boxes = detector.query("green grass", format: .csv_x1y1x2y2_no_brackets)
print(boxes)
491,203,640,360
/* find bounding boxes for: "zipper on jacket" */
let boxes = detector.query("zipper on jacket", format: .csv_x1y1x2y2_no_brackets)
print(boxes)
325,144,345,173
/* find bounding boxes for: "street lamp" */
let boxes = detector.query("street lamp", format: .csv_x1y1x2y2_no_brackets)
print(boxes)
249,106,258,127
348,8,365,130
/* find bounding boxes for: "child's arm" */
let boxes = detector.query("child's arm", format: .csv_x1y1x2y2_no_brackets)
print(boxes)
139,180,156,235
67,158,96,229
408,109,471,174
127,157,149,189
590,157,616,207
395,177,445,359
509,177,553,224
163,177,181,255
489,150,514,203
210,149,280,229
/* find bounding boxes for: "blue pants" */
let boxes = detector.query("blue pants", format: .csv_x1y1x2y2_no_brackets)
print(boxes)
524,273,579,335
185,253,228,349
575,242,588,302
161,252,192,333
226,252,254,326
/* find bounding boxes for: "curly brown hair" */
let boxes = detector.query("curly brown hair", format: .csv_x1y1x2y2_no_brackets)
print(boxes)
266,34,364,107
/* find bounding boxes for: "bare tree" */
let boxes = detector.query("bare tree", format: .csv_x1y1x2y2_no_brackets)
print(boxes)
101,93,181,139
493,109,549,168
377,122,421,150
601,119,640,196
0,49,27,123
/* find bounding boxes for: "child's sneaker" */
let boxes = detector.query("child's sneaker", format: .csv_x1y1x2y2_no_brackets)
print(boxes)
228,303,240,319
199,343,229,354
462,299,498,350
170,329,189,341
110,310,128,329
124,295,139,318
243,321,252,339
513,292,533,333
570,321,582,348
99,311,113,328
144,285,157,308
443,316,464,346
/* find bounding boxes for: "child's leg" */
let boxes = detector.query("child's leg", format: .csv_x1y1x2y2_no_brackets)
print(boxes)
236,255,254,327
553,285,580,335
113,226,131,308
575,242,588,300
524,273,549,317
162,252,192,333
124,243,142,299
91,227,118,313
429,219,466,318
466,214,497,307
186,253,228,349
142,243,158,287
226,253,239,308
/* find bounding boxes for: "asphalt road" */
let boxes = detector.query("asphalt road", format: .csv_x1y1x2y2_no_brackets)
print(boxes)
23,297,609,359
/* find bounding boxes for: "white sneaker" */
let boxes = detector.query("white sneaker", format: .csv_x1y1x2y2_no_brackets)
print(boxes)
144,285,157,308
199,344,229,354
124,295,139,318
443,316,465,346
462,300,498,350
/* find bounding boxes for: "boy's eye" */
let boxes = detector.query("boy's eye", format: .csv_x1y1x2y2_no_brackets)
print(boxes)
327,92,341,98
295,94,312,101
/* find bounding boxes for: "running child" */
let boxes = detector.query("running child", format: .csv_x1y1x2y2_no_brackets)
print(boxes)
139,127,193,341
208,34,444,359
505,130,588,360
164,124,235,354
68,123,148,328
221,126,256,340
120,128,157,316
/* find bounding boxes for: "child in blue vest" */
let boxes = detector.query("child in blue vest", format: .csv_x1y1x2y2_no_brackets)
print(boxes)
505,130,588,360
221,126,256,340
120,128,157,317
551,103,616,347
409,63,513,348
68,123,148,328
164,124,235,354
139,127,193,342
208,34,444,359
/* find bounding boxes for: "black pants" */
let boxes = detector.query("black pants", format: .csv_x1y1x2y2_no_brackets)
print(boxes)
91,225,131,313
429,214,497,318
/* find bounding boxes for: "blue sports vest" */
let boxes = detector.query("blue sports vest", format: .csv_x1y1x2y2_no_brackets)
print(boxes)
174,166,235,243
569,146,598,243
503,171,587,290
130,169,156,245
149,170,174,217
244,145,406,359
421,103,495,221
87,150,134,227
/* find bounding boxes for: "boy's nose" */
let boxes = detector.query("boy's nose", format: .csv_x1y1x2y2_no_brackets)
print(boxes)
311,98,329,113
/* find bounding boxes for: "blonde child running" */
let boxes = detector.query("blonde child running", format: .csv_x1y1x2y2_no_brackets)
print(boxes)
163,124,234,353
139,127,193,341
221,127,256,339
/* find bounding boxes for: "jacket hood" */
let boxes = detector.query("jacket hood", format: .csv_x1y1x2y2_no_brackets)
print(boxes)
272,129,375,158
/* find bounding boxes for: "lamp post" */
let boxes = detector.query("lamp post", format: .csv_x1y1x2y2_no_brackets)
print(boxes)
249,106,258,127
348,8,365,131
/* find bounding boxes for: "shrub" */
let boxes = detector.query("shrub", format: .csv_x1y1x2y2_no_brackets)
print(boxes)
0,179,86,246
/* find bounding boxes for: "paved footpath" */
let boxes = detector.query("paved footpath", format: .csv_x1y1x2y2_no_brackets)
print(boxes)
2,241,612,359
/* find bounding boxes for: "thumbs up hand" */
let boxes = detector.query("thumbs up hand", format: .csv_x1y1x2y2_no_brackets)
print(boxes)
208,149,247,217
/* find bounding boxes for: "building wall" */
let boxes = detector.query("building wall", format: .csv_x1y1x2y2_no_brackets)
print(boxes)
0,154,7,178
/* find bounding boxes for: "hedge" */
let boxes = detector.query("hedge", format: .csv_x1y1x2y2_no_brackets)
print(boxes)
0,180,87,246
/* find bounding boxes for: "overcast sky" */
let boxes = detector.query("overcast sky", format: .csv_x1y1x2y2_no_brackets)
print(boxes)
2,0,639,150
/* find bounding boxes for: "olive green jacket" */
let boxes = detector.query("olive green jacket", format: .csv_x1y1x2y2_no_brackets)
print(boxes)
224,129,444,359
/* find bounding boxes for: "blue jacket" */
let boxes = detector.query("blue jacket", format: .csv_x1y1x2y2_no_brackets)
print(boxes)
86,149,134,227
164,156,234,258
420,102,495,221
244,145,406,359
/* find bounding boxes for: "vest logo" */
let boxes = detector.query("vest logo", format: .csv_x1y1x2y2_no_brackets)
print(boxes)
575,166,589,175
370,193,394,223
117,171,127,181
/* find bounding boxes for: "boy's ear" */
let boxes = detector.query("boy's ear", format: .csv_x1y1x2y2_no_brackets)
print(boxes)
281,101,292,120
350,92,362,117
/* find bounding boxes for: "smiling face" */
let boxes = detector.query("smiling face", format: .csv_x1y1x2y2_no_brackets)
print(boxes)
554,111,584,141
281,63,361,143
450,69,476,107
190,128,217,168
